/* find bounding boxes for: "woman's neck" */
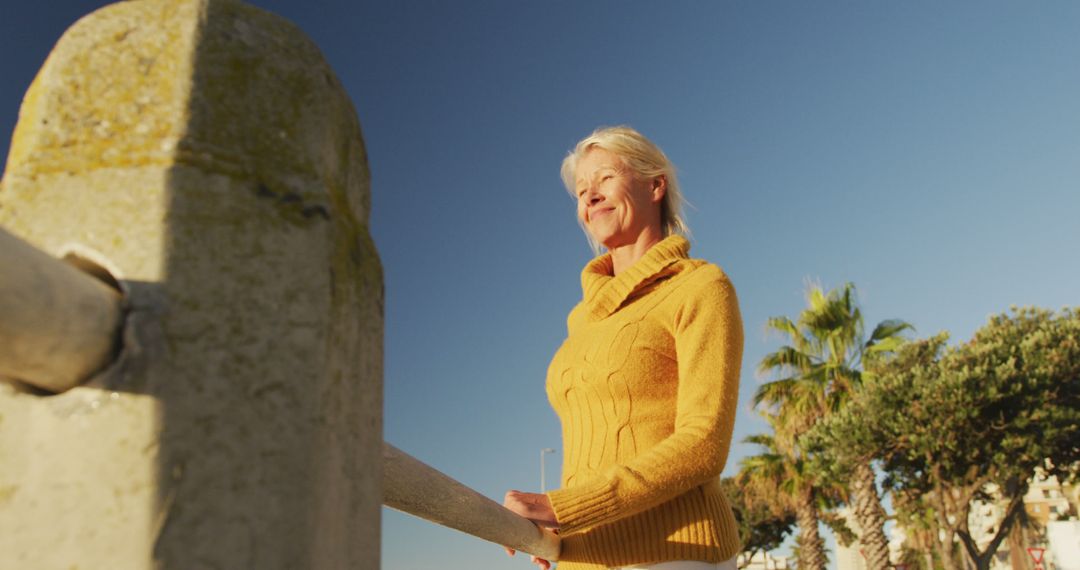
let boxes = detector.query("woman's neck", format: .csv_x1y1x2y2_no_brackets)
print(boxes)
607,227,664,275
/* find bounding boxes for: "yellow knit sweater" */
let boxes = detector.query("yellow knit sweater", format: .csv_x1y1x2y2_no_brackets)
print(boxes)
544,235,743,569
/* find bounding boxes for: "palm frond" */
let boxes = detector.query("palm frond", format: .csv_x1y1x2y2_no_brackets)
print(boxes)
758,346,814,376
765,316,805,346
865,335,906,355
752,377,800,410
742,433,777,448
866,319,914,346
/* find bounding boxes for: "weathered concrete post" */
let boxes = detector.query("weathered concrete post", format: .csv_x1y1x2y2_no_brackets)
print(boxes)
0,1,383,568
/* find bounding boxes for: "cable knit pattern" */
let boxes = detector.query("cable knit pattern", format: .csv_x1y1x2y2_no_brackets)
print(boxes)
544,236,743,569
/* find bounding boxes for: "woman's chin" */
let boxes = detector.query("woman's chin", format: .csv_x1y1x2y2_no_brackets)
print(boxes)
598,234,636,250
584,231,612,249
592,236,617,250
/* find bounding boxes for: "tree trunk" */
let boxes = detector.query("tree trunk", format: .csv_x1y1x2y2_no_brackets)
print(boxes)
935,527,960,570
929,483,961,570
901,514,940,570
909,525,936,570
850,460,891,570
1007,512,1031,570
957,493,1025,570
795,494,827,570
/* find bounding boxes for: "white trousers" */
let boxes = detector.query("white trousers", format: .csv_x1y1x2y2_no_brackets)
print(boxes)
612,556,738,570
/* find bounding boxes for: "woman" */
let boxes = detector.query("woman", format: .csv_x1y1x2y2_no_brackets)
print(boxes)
504,126,744,570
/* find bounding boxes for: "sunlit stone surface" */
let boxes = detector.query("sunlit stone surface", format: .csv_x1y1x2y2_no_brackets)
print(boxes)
0,1,382,567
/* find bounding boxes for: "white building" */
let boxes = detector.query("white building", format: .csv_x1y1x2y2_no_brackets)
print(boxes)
833,470,1079,570
1046,520,1080,570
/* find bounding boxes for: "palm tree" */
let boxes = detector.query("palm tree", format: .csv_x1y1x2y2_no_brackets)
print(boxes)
754,283,910,570
738,430,829,570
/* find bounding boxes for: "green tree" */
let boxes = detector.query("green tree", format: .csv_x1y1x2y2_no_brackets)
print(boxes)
756,283,910,570
808,334,956,568
720,476,795,568
812,307,1080,570
738,431,828,570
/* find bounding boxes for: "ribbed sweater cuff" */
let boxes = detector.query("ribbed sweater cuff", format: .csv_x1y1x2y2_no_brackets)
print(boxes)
546,480,619,534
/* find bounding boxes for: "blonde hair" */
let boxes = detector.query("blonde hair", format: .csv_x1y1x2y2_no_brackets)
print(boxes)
561,126,689,253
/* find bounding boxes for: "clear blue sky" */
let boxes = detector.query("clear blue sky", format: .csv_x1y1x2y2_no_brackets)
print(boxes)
3,2,1079,569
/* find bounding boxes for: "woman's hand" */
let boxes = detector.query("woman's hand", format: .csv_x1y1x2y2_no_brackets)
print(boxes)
502,490,559,570
503,490,559,528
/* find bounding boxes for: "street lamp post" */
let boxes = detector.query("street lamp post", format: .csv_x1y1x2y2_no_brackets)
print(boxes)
540,448,556,493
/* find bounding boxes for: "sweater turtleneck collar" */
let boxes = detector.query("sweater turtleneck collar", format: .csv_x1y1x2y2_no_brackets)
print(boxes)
580,235,691,319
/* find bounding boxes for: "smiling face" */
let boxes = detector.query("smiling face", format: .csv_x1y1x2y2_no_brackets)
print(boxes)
574,147,666,250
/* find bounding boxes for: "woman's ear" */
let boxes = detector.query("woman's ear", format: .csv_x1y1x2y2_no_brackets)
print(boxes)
651,175,667,203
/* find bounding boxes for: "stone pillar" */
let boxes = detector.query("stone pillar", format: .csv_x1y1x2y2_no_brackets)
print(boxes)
0,1,383,568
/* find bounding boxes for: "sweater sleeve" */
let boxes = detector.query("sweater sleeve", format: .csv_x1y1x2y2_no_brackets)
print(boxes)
546,269,744,534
